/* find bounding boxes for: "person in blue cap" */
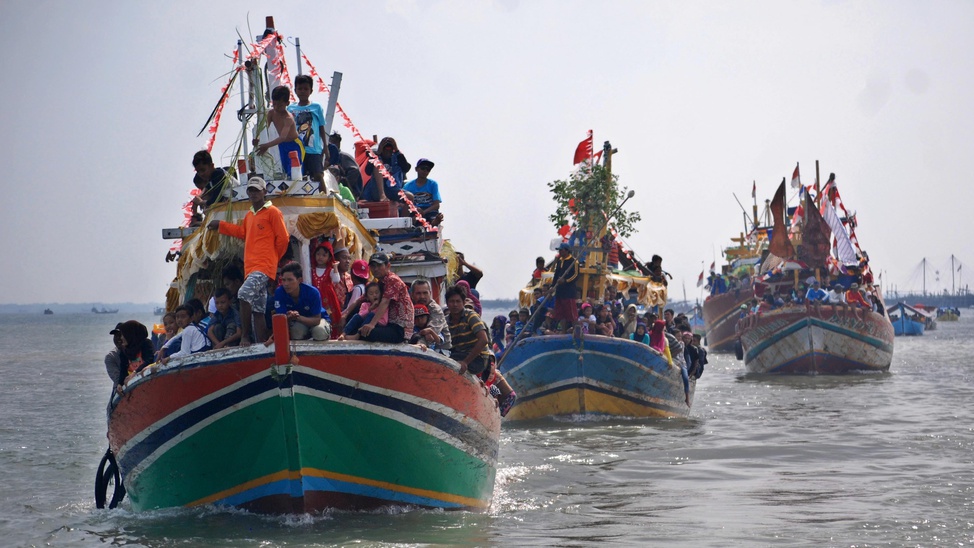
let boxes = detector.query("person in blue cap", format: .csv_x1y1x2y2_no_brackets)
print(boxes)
403,157,443,226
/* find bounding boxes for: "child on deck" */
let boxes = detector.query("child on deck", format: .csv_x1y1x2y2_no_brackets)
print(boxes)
409,305,435,349
254,85,301,179
341,282,387,340
288,74,327,185
577,303,597,335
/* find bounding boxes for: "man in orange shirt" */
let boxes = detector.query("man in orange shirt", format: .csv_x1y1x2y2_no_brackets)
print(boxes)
208,177,289,345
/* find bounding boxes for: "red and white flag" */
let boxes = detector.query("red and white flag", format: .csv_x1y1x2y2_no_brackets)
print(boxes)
697,270,704,287
573,130,593,165
791,163,801,188
709,261,716,271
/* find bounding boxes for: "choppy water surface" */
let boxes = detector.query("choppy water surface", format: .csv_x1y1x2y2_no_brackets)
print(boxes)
1,312,972,547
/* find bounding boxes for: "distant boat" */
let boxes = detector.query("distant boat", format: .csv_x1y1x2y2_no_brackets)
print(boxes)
91,307,119,314
43,308,53,315
887,302,927,336
153,306,166,315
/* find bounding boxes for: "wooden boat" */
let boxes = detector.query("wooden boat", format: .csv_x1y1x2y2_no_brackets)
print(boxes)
912,304,938,330
43,308,53,315
738,304,894,373
937,307,960,322
98,17,499,513
498,137,693,420
887,302,927,336
735,167,894,374
702,208,768,352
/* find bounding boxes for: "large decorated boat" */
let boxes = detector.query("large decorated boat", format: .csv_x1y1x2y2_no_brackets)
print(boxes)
734,166,894,374
497,136,694,421
97,17,499,513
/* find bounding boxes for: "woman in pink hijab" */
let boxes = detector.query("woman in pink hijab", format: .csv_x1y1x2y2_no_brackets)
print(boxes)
455,279,482,315
648,320,667,354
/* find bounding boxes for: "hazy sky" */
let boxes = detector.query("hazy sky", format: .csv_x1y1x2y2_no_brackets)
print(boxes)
2,0,972,304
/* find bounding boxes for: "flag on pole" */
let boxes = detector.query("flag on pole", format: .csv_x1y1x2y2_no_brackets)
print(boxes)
697,270,704,287
751,181,756,198
573,130,593,165
791,163,801,188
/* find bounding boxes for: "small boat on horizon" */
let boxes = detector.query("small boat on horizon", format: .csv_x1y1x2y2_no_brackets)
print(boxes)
92,307,119,314
43,308,53,315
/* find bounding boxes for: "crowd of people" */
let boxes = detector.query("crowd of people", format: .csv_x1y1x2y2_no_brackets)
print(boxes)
109,173,516,414
188,80,443,229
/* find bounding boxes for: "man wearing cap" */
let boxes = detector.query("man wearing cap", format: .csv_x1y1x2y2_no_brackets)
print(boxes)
104,323,125,387
827,282,851,317
804,279,828,314
410,278,451,353
403,158,443,227
359,252,413,343
845,282,869,320
550,242,579,333
207,177,289,346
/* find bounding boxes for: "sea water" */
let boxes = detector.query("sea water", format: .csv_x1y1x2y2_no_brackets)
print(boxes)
1,310,972,547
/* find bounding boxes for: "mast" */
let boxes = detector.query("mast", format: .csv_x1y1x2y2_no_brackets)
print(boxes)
922,257,927,297
752,181,758,232
294,37,302,75
236,38,250,171
952,254,956,295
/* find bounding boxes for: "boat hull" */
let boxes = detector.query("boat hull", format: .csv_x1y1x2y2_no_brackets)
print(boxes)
892,316,925,336
702,288,754,352
108,343,500,513
497,333,692,421
738,306,894,374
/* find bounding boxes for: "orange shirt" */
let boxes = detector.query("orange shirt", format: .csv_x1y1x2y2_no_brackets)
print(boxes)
846,290,868,307
218,203,289,278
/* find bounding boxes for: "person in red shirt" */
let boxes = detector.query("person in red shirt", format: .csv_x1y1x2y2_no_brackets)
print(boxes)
358,252,413,343
845,282,869,320
207,177,289,345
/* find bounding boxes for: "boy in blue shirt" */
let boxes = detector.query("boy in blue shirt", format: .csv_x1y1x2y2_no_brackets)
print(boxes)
403,158,442,226
274,262,331,341
288,75,327,186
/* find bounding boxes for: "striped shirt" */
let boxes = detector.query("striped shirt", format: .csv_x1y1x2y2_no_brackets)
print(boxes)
447,308,491,361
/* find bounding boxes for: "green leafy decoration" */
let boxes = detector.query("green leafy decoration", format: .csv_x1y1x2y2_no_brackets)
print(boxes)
547,163,640,238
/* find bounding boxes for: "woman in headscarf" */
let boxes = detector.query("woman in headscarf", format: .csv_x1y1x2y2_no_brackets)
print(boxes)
648,319,668,354
629,322,650,345
618,303,638,338
117,320,155,392
490,315,508,355
309,240,345,338
455,279,482,315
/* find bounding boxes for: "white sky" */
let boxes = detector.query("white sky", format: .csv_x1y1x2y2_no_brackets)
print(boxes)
2,0,972,304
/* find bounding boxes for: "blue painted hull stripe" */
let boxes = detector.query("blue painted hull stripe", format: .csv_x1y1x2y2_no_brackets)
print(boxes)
119,370,496,477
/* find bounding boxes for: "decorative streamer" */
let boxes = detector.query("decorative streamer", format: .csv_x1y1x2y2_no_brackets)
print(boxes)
302,53,435,231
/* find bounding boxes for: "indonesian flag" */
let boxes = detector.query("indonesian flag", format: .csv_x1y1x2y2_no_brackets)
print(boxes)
573,130,593,165
697,270,704,287
710,261,716,271
791,185,805,226
791,163,801,188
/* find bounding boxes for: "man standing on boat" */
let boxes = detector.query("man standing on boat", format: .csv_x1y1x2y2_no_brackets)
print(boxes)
358,252,413,343
207,177,289,346
550,242,579,333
